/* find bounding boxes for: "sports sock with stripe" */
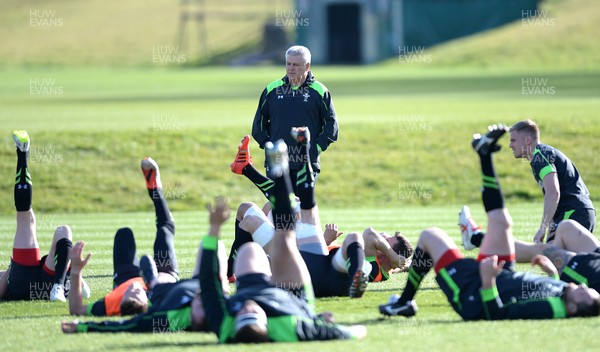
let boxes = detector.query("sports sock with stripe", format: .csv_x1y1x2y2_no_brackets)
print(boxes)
242,165,275,199
53,238,72,286
479,153,504,212
227,219,253,278
14,149,32,211
398,246,432,305
346,242,365,279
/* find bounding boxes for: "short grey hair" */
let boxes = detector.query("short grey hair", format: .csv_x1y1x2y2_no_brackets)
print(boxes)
285,45,311,64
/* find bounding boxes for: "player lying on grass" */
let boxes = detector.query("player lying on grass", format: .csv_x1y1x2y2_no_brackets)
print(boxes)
61,202,230,333
200,140,367,343
229,128,411,296
327,226,413,282
68,158,181,317
0,130,84,302
463,207,600,292
379,124,600,320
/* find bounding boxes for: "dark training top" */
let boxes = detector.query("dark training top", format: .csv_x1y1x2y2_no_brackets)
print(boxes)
76,279,199,333
436,259,568,320
199,236,356,343
251,72,338,171
560,251,600,291
530,144,594,223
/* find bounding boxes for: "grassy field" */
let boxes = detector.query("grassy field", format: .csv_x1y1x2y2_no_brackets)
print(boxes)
0,66,598,214
2,202,599,352
1,0,599,350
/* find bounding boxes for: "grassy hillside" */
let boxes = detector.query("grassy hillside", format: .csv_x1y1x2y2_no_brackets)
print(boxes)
0,0,293,66
1,0,599,68
401,0,600,69
0,66,598,214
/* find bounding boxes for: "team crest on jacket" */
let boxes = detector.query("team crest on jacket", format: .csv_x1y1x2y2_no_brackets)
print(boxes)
303,92,310,102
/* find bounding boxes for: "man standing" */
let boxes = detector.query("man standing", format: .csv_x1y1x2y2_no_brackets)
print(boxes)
508,119,595,243
251,45,338,192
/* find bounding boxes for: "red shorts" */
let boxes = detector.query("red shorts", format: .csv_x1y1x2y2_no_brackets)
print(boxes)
434,249,464,274
12,248,54,275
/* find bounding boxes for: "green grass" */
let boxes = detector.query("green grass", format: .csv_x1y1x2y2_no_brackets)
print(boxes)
0,0,294,66
2,203,598,351
409,0,600,70
0,66,598,213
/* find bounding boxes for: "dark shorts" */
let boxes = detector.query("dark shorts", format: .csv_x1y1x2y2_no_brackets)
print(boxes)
7,257,57,300
435,258,484,321
548,208,596,242
300,249,349,297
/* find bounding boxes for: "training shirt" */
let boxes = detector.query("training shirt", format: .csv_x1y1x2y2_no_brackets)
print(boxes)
251,72,338,171
76,279,199,333
560,252,600,291
530,144,594,222
366,256,389,282
88,277,147,316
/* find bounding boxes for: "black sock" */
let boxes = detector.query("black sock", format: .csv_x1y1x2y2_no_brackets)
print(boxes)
148,188,174,233
154,227,178,278
471,232,484,247
53,238,72,286
242,164,275,199
270,172,297,232
398,246,432,305
346,242,365,279
14,149,32,211
479,153,504,212
226,219,254,278
113,228,140,287
295,143,316,209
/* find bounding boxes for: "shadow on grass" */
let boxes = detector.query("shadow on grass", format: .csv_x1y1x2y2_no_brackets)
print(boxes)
84,274,113,279
364,317,462,325
0,314,64,320
109,341,218,349
368,287,437,293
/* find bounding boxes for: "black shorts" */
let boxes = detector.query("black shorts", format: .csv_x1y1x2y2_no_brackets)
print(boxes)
548,208,596,242
435,259,484,321
7,256,67,300
300,249,349,297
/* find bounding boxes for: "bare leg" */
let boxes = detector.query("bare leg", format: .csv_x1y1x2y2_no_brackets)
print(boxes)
479,209,514,259
554,220,600,253
234,242,272,278
514,240,546,262
14,210,38,249
416,227,458,264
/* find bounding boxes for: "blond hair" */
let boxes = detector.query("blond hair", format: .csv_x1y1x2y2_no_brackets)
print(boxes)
510,119,540,140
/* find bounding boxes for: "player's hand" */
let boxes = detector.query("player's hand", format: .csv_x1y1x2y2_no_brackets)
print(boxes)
479,255,505,287
318,311,335,324
206,196,231,236
533,227,546,243
531,254,558,278
347,325,367,339
323,223,343,245
69,241,91,274
61,321,79,333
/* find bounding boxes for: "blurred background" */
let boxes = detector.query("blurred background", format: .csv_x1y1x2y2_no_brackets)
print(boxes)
0,0,598,214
